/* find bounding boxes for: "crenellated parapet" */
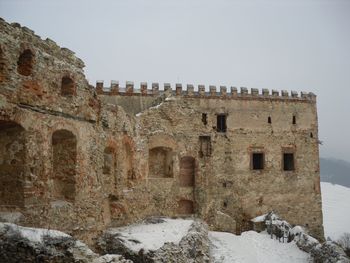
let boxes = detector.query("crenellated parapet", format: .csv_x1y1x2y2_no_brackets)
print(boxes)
94,81,317,101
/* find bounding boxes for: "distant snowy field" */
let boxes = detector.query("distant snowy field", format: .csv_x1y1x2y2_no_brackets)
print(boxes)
321,182,350,240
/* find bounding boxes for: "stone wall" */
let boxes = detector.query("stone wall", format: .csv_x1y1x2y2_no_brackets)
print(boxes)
122,93,323,239
0,16,324,244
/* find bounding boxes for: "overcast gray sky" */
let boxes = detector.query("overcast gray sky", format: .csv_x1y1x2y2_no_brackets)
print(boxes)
1,0,349,161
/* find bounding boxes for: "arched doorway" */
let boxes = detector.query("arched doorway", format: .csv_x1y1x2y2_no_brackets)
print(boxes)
179,156,195,187
0,121,26,208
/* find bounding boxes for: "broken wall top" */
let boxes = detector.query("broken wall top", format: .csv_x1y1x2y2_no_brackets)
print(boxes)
0,18,84,69
0,18,99,123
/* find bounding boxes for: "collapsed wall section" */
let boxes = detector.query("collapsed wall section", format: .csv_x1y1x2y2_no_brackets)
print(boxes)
0,18,136,244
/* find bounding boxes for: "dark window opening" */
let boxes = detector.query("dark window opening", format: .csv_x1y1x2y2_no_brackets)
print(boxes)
199,136,211,157
292,115,296,125
223,182,227,188
217,114,227,132
61,76,75,96
310,132,313,138
202,113,207,125
268,116,271,124
252,153,264,170
17,49,34,76
223,200,228,208
283,153,295,171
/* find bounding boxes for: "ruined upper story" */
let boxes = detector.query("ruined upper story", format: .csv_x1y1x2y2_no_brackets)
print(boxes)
0,16,318,133
0,18,99,123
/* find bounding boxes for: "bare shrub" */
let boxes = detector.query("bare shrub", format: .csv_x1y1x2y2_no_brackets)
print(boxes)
338,232,350,257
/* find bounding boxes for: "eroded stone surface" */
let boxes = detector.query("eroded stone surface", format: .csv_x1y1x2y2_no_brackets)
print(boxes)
0,17,324,246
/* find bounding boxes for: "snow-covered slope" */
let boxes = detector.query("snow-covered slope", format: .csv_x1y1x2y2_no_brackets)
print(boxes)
106,218,193,252
210,231,310,263
321,182,350,240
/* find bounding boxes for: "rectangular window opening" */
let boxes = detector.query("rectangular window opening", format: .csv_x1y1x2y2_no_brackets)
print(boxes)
292,115,296,125
217,114,227,132
252,153,264,170
283,153,295,171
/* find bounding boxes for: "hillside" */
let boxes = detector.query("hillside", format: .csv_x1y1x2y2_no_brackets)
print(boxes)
320,157,350,187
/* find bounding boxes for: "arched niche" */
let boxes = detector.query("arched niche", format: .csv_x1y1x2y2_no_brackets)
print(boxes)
179,156,195,187
0,121,26,208
17,49,34,76
61,76,75,96
177,199,194,215
149,146,174,178
52,129,77,201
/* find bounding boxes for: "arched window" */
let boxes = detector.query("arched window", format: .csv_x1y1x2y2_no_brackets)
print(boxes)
17,49,34,76
177,199,194,215
61,76,75,96
52,129,77,201
179,156,195,187
149,146,174,178
0,121,26,208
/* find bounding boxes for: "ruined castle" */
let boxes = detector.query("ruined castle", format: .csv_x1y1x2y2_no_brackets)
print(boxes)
0,18,324,244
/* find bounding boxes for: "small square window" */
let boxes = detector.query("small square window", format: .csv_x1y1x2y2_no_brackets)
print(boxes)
252,153,264,170
283,153,295,171
217,114,227,132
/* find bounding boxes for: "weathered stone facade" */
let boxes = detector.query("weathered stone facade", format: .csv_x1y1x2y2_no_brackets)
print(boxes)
0,17,324,244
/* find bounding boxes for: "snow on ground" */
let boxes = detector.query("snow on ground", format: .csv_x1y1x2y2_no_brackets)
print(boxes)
321,182,350,240
209,231,310,263
0,223,70,243
251,214,267,223
107,218,193,252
